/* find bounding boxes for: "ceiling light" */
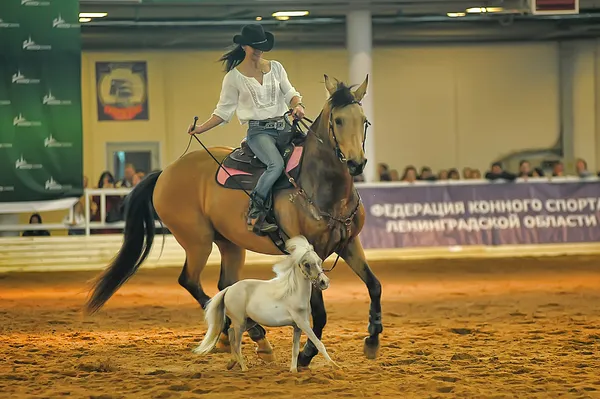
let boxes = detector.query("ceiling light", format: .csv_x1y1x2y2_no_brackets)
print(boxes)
466,7,504,13
447,12,466,17
272,11,309,18
275,15,290,21
79,12,107,18
256,16,262,21
79,17,92,22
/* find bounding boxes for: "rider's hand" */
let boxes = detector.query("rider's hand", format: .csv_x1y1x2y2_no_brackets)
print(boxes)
292,104,305,120
188,123,200,135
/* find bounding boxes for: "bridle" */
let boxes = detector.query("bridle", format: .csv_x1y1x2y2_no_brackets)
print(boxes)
286,100,371,165
298,261,327,289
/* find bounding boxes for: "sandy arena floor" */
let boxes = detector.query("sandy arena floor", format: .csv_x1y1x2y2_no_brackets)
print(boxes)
1,255,600,399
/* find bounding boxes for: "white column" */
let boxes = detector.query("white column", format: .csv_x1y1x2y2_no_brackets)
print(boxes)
347,9,375,182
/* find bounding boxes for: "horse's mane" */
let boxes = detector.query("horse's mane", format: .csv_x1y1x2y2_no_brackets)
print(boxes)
328,82,358,109
271,236,314,299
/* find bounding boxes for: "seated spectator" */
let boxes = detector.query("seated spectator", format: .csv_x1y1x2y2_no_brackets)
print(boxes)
400,166,418,183
448,168,460,180
518,160,534,178
462,167,472,179
438,169,449,180
117,163,137,188
378,163,391,181
389,169,400,181
485,162,517,181
575,158,592,177
471,169,482,179
552,161,564,177
92,171,123,234
22,213,50,237
419,166,436,181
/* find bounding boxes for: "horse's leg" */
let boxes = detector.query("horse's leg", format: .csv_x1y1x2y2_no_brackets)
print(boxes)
291,311,339,369
290,326,302,373
297,287,327,367
226,321,247,372
337,237,383,360
214,239,274,361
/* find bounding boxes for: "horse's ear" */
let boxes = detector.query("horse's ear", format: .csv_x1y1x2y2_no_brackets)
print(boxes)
353,74,369,102
324,74,337,96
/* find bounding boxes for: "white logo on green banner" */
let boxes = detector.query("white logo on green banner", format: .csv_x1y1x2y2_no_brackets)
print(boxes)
15,155,42,170
44,134,73,148
0,19,20,28
45,176,71,190
13,113,42,127
0,186,15,192
52,14,78,29
12,70,40,84
0,143,13,148
0,100,10,105
43,90,72,105
23,36,52,51
21,0,51,6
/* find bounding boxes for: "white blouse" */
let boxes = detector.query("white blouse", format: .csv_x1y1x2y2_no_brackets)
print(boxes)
212,60,302,125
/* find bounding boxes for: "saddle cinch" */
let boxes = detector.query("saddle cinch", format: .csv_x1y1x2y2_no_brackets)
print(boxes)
215,130,307,192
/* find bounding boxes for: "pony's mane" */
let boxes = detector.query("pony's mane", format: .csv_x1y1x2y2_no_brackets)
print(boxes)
271,236,314,299
328,82,358,109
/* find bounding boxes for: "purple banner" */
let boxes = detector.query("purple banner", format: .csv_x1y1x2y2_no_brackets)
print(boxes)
357,181,600,249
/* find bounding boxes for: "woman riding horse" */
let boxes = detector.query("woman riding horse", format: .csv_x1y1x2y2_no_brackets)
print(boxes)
187,24,306,235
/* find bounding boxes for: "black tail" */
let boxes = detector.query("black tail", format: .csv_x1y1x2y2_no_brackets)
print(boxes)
84,170,163,315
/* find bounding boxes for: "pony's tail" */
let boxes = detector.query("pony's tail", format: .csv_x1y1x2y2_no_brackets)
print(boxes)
192,287,229,355
84,170,162,315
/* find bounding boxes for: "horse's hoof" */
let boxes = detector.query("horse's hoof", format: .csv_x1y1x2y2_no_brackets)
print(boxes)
290,367,298,373
213,335,231,353
297,352,312,368
255,338,275,362
226,359,238,370
363,336,380,360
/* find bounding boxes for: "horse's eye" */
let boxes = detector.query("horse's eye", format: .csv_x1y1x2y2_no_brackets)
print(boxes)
304,262,311,269
335,118,343,126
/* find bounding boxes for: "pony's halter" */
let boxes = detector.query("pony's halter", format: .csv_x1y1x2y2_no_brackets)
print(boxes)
298,262,325,288
327,101,371,164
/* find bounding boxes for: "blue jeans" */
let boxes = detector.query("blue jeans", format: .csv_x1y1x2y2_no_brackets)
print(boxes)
245,123,293,202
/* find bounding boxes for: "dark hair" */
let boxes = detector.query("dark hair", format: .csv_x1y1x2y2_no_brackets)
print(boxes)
218,45,245,72
98,171,115,188
29,213,42,224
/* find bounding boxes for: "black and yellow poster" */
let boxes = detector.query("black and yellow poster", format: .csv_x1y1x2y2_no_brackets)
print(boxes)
95,61,149,121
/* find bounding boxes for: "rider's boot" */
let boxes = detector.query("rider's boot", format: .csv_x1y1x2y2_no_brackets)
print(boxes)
246,193,278,234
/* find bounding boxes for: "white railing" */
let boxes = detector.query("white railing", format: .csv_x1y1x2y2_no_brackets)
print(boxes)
0,175,598,235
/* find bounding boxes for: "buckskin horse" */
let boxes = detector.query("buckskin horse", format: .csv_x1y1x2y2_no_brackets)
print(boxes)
84,74,383,368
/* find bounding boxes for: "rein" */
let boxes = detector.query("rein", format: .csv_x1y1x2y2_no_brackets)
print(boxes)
184,100,370,273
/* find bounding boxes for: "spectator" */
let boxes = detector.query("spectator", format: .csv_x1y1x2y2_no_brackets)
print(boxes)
92,171,122,234
400,166,418,183
575,158,592,177
377,163,390,181
117,163,137,188
462,167,472,179
438,169,449,180
22,213,50,237
419,166,436,181
389,169,400,181
552,161,564,177
518,160,534,178
471,169,482,179
485,162,517,182
448,168,460,180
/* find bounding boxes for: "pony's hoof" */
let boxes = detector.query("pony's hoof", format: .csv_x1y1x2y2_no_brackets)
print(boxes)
363,336,380,360
226,359,238,370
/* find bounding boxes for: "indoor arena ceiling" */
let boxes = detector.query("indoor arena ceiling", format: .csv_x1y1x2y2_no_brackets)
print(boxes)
78,0,600,50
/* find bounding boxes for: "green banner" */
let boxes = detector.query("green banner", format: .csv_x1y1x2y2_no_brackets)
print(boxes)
0,0,83,212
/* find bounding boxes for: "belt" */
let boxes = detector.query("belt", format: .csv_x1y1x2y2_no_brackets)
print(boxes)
248,118,286,131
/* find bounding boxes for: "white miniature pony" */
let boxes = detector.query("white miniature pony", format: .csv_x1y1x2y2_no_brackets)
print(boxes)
192,235,338,372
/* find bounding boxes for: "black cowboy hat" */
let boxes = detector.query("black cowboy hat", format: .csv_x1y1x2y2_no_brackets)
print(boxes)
233,24,274,52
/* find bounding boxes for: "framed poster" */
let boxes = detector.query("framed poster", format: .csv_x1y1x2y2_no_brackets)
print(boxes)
96,61,149,121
